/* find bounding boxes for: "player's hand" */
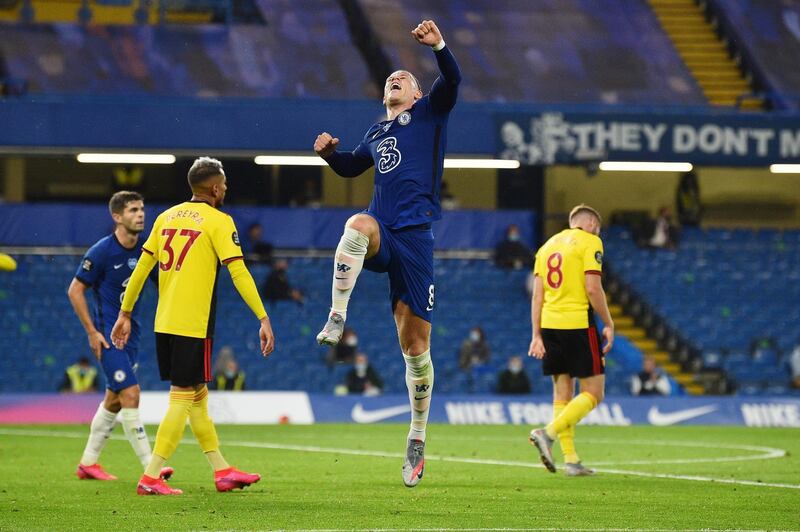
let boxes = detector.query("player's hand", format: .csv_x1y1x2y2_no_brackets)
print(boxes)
314,132,339,159
88,330,110,361
111,314,131,350
259,317,275,357
601,326,614,354
411,20,443,48
528,335,546,359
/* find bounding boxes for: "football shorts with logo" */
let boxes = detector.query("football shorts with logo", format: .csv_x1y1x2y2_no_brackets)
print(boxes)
363,214,435,323
99,320,141,392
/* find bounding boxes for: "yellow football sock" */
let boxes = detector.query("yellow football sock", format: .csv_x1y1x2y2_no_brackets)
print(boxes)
151,390,193,466
188,386,229,471
546,392,597,440
553,400,579,464
144,454,167,479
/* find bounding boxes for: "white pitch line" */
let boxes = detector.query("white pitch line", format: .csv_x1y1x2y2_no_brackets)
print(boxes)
1,428,797,491
292,529,799,532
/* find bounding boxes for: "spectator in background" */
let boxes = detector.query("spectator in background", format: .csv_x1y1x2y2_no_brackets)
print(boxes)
459,326,491,370
494,224,532,269
631,356,671,396
648,207,679,249
213,358,246,391
790,342,800,389
676,170,702,226
261,259,305,305
242,222,274,265
59,356,98,393
497,356,531,394
345,353,383,396
326,327,359,367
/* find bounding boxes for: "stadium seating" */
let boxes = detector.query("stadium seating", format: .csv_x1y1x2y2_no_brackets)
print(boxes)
0,2,372,98
0,254,655,395
707,0,800,110
605,226,800,395
0,0,708,106
357,0,706,105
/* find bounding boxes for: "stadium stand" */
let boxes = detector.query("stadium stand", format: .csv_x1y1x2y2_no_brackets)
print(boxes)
0,254,660,395
357,0,706,105
604,225,800,396
706,0,800,110
0,2,372,98
0,0,708,105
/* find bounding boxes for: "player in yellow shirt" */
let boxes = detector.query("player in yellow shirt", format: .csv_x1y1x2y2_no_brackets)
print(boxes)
528,204,614,476
111,157,275,495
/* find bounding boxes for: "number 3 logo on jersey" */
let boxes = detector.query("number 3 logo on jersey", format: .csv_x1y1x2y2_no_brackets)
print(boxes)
376,137,402,174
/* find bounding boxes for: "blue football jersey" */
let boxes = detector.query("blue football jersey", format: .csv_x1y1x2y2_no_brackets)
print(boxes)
74,234,153,342
326,46,461,229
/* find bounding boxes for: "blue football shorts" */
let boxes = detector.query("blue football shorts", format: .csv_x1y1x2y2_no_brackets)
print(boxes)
363,215,436,323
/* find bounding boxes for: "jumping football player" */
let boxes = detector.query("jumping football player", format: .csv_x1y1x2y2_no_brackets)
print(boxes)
313,19,460,487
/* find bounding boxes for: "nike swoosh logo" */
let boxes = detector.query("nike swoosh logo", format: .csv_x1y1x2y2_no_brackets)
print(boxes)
113,264,124,269
426,306,434,311
414,395,429,401
335,277,347,280
647,405,718,426
351,403,411,424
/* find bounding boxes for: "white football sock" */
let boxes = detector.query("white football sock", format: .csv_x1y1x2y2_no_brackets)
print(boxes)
120,407,152,468
80,403,118,466
404,350,434,442
331,228,370,320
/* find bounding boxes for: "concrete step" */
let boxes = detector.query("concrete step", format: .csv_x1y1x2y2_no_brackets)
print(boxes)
633,339,659,351
696,80,751,90
685,384,705,395
618,327,647,340
674,42,728,52
669,32,719,42
704,88,751,98
692,69,744,79
614,316,634,328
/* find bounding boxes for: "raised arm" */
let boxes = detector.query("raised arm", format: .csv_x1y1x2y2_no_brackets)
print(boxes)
314,132,373,178
412,20,461,114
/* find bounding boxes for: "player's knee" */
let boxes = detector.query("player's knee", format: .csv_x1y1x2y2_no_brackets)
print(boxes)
118,386,141,408
587,388,604,404
104,396,121,413
345,214,376,239
404,339,430,358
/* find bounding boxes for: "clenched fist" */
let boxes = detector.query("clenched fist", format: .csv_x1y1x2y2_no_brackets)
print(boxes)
314,132,339,159
411,20,443,48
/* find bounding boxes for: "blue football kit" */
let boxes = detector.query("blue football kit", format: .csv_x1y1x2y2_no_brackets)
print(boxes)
324,45,461,321
74,233,155,392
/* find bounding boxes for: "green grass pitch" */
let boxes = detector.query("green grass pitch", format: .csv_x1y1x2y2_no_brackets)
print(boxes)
1,424,798,531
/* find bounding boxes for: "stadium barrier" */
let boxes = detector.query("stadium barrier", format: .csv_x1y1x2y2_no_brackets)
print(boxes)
1,393,798,428
3,97,800,162
0,203,536,249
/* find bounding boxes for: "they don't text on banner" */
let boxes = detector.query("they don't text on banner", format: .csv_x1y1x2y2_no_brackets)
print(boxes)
496,111,800,166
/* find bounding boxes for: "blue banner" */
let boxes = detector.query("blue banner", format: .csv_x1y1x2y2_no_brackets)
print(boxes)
308,394,800,427
496,110,800,166
0,203,536,250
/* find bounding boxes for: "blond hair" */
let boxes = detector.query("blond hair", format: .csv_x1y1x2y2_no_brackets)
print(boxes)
568,204,602,226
